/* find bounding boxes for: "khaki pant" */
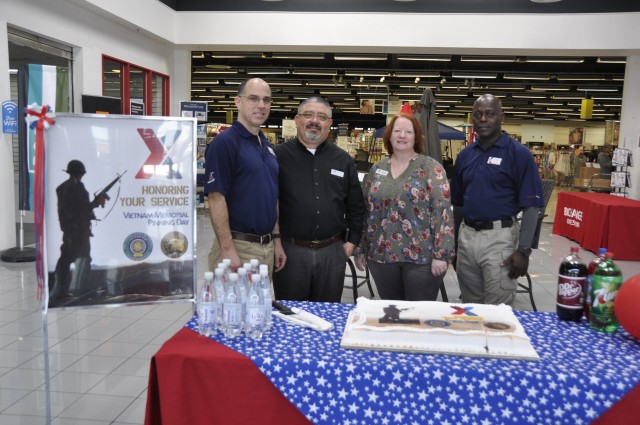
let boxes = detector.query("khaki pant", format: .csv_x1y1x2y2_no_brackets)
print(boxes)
456,221,519,306
208,237,275,277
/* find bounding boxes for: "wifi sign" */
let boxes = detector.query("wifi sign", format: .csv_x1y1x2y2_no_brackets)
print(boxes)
2,100,18,134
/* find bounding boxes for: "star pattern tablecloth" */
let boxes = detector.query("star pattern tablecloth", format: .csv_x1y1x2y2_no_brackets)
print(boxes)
185,302,640,425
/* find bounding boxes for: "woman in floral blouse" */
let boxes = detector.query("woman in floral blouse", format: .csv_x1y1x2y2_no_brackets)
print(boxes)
354,113,455,301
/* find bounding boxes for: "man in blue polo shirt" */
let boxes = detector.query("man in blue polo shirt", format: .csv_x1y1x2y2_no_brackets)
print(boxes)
204,78,285,274
451,94,543,305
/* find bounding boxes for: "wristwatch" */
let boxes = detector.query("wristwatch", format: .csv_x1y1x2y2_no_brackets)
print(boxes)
517,246,532,257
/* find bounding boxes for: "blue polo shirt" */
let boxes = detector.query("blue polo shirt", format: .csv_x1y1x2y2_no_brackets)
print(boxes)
450,132,543,222
204,121,279,235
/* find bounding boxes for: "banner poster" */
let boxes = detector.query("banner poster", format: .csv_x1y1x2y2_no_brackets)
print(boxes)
43,114,197,309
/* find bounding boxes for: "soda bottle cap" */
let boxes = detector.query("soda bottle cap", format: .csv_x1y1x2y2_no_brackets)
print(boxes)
598,248,607,255
570,247,579,254
605,252,614,259
204,271,214,280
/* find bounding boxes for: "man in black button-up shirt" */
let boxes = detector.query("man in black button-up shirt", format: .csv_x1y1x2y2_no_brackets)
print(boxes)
274,97,365,302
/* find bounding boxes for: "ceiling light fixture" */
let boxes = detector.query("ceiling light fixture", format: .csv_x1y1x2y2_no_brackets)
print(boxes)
335,54,387,61
503,73,551,80
397,55,451,62
460,56,517,62
527,57,584,63
597,57,626,64
451,72,497,79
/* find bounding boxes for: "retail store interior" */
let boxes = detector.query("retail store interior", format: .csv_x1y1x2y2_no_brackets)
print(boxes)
2,1,640,423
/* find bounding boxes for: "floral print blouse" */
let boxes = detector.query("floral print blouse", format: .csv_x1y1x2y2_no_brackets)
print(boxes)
359,154,455,264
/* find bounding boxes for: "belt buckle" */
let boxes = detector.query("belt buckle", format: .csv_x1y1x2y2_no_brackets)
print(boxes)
260,234,271,244
311,239,320,248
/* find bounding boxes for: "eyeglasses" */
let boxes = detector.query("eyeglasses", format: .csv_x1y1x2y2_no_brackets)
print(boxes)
240,95,272,105
298,112,331,122
472,110,499,120
392,129,415,136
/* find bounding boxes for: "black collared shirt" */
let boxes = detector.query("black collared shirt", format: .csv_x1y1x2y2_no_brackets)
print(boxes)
274,139,365,244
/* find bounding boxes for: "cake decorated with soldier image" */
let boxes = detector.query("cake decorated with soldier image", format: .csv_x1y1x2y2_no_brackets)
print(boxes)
340,297,539,360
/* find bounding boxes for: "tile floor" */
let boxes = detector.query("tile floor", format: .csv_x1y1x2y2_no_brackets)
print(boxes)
1,188,639,424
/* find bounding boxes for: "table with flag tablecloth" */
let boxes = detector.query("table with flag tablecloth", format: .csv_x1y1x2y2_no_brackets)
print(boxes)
145,301,640,425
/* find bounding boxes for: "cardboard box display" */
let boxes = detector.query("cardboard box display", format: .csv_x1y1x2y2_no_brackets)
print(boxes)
579,166,601,180
590,178,612,189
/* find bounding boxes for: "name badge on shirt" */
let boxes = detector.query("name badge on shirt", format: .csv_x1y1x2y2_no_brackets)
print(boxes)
331,169,344,178
375,169,389,176
487,156,502,165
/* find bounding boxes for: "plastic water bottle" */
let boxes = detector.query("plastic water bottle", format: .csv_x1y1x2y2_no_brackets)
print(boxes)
250,259,260,275
221,272,243,338
590,253,623,333
236,268,250,330
585,248,607,320
245,279,266,339
197,272,217,337
212,268,226,328
257,269,273,331
243,262,253,281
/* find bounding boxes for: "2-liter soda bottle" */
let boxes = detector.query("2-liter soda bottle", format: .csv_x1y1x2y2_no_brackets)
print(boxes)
585,248,607,320
557,247,587,321
589,252,623,333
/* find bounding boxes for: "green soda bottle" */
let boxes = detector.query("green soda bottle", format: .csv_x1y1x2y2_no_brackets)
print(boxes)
589,253,623,333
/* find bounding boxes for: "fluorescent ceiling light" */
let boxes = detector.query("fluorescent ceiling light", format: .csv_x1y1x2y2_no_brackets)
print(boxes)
451,72,497,79
556,74,606,81
394,71,440,78
530,86,571,91
192,52,204,58
292,69,337,76
461,56,516,62
397,55,451,62
192,80,220,84
320,91,352,95
271,53,324,59
211,53,262,59
356,92,390,96
597,57,626,64
344,71,390,77
576,87,619,92
512,94,546,99
503,73,550,80
527,57,584,63
335,54,387,60
246,69,290,75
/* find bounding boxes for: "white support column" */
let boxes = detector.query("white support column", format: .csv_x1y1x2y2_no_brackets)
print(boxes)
619,54,640,200
0,22,18,251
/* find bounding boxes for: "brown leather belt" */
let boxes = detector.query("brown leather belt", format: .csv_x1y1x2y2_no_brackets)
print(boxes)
281,233,343,250
230,231,274,245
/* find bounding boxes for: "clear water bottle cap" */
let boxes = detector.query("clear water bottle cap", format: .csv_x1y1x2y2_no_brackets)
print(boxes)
228,272,238,281
237,268,247,276
214,268,224,277
243,263,252,271
259,264,268,272
250,259,259,267
222,258,231,266
204,271,214,280
260,269,268,277
252,273,260,282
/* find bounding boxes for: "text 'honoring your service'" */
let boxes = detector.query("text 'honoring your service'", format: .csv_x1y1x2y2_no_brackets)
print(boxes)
121,185,191,226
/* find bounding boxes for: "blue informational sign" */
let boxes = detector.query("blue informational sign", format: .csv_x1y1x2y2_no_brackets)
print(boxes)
2,100,18,134
179,101,208,122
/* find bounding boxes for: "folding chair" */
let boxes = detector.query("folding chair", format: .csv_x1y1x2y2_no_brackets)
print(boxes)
516,178,555,311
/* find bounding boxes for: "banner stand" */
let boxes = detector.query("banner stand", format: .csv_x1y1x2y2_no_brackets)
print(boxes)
0,210,36,262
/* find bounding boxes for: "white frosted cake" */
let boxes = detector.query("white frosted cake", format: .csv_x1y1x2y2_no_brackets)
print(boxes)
340,298,539,360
